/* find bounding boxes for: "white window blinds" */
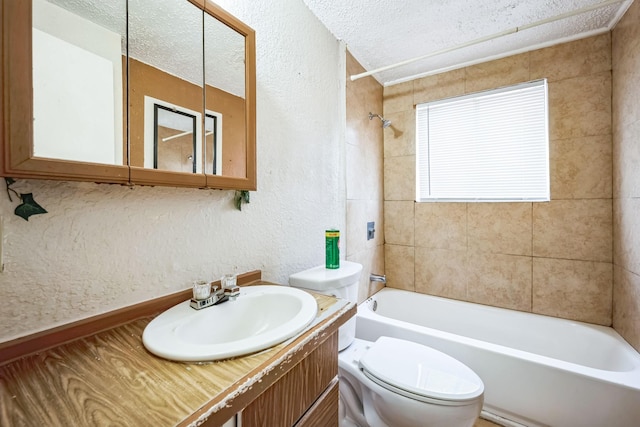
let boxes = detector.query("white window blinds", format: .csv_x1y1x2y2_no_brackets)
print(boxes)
416,79,549,202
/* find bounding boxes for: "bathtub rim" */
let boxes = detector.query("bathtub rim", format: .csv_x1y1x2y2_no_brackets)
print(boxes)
358,288,640,390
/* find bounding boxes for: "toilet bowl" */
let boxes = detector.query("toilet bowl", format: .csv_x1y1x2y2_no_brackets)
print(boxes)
338,337,484,427
289,262,484,427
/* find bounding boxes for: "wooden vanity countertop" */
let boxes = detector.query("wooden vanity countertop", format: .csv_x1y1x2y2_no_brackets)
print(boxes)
0,286,355,426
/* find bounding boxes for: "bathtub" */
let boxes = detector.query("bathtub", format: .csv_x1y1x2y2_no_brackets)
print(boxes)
356,288,640,427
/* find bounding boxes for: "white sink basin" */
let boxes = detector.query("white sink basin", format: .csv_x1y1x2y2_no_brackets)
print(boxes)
142,285,318,362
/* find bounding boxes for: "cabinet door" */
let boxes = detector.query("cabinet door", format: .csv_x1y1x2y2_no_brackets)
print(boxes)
294,378,339,427
241,334,338,427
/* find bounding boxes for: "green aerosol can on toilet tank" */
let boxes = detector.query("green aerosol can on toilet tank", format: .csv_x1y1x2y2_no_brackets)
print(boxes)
325,229,340,269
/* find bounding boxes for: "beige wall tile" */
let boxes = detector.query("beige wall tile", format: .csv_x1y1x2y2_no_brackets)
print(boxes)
612,0,640,350
380,32,623,323
533,199,612,262
612,69,640,131
614,197,640,275
385,244,414,291
346,51,384,202
533,258,612,325
366,198,384,249
530,34,611,83
347,199,384,257
612,14,640,128
346,143,368,200
384,155,416,201
383,110,416,158
467,252,532,311
613,197,622,268
548,72,612,140
346,51,384,303
612,1,640,78
384,201,414,246
464,53,530,93
415,203,467,250
613,120,640,199
349,244,385,304
383,81,414,115
346,98,382,148
346,55,383,149
346,200,366,257
413,68,466,105
550,135,612,199
414,248,467,300
346,138,383,202
468,203,532,256
613,266,640,351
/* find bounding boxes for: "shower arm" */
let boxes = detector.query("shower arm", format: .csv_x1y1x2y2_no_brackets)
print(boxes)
369,112,391,128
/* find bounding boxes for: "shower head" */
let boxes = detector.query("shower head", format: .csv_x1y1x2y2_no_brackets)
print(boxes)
369,112,391,128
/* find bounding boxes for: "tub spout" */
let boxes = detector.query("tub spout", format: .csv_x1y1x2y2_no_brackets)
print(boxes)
370,274,386,284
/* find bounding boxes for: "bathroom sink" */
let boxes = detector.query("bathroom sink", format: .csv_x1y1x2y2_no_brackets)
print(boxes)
142,285,318,362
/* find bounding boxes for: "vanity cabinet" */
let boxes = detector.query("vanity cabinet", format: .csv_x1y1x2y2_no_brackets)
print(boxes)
0,277,352,427
294,379,339,427
240,333,339,427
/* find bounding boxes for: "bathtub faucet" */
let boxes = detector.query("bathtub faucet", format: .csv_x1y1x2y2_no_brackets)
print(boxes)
370,274,386,284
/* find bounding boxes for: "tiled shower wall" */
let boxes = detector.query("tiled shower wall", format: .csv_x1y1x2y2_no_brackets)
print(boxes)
346,52,385,303
612,1,640,352
383,33,614,326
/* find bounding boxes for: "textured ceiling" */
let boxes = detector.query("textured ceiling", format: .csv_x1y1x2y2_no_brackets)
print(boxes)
303,0,634,85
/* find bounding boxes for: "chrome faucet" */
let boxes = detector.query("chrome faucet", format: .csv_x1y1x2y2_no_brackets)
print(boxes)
190,283,240,310
370,274,386,284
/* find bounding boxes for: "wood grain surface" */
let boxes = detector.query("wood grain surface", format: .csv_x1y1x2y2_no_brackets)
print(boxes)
0,288,354,426
241,334,338,427
295,378,339,427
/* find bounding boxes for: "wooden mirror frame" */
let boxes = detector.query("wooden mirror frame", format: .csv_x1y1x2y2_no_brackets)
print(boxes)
1,0,256,191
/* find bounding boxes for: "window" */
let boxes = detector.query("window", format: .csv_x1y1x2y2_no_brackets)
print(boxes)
416,79,549,202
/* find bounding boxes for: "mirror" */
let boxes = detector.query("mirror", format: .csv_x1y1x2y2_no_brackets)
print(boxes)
128,0,206,187
204,9,246,178
0,0,256,190
203,1,256,189
32,0,126,167
1,0,129,183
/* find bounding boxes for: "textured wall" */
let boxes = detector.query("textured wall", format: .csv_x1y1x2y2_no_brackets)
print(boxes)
345,52,385,303
0,0,346,343
383,33,614,325
612,1,640,351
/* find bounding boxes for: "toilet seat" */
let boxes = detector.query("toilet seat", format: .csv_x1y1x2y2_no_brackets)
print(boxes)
359,337,484,405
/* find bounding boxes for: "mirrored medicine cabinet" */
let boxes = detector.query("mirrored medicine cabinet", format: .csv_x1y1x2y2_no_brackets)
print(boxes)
1,0,256,190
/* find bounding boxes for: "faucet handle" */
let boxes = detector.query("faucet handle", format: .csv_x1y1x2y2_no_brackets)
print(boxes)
193,280,212,300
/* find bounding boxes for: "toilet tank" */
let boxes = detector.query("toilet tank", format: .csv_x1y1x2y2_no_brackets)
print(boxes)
289,261,363,350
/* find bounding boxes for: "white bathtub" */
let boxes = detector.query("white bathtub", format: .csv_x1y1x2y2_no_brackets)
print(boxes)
356,288,640,427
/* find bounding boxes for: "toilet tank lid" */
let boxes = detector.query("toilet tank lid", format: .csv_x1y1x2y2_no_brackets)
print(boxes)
360,337,484,402
289,261,363,291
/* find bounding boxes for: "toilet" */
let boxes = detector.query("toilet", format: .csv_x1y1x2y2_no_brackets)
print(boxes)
289,261,484,427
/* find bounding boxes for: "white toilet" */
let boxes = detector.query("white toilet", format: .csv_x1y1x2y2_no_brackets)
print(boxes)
289,261,484,427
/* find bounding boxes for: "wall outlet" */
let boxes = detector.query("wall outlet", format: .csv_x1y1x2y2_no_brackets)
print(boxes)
367,221,375,240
